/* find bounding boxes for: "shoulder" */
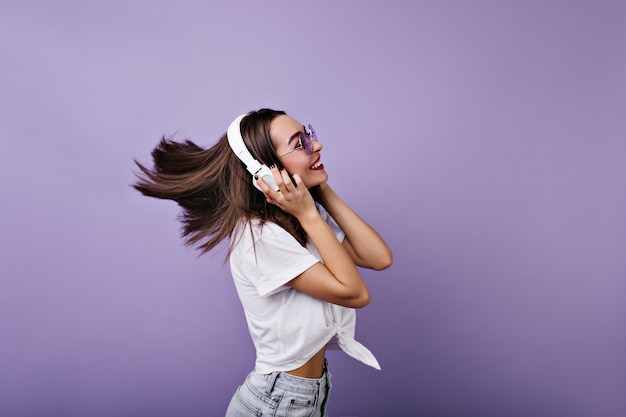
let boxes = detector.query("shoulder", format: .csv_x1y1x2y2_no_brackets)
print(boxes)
233,218,292,243
231,218,299,256
229,218,320,296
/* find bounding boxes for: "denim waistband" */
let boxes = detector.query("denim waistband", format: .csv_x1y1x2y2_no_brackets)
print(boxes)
248,363,330,396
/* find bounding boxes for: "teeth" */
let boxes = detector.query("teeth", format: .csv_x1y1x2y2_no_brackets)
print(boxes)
310,160,322,169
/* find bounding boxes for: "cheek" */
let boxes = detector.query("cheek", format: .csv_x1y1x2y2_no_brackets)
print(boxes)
278,165,303,184
282,159,309,177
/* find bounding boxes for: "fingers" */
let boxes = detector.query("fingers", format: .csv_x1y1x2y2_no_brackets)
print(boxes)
280,169,293,189
255,167,289,202
291,173,303,187
255,166,303,204
254,176,279,207
271,166,295,191
265,165,297,192
255,167,316,219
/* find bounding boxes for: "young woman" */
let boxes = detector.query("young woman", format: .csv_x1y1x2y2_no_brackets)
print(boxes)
134,108,392,416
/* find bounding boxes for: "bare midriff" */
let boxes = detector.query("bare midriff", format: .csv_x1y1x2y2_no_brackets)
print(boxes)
285,346,326,378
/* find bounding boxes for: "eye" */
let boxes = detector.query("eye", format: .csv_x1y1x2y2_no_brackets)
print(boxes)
293,137,304,150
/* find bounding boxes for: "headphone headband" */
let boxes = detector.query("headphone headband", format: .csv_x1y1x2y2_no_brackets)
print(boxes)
226,113,279,192
227,114,263,175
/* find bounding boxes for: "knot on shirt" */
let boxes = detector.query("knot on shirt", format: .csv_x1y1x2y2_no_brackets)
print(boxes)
333,326,381,370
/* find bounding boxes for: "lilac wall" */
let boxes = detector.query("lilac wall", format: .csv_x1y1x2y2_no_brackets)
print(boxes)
1,1,625,416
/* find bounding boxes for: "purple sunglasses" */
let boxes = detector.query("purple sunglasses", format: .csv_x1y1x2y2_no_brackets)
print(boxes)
277,124,318,157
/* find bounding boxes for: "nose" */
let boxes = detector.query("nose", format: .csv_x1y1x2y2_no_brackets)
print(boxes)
312,139,323,153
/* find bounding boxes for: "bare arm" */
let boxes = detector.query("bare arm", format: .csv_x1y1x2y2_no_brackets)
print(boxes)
318,183,393,271
257,168,370,308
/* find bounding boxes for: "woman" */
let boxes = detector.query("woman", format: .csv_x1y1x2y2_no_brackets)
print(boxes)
134,108,392,416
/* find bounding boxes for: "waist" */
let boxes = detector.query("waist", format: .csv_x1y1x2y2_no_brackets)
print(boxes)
285,345,326,378
249,361,330,396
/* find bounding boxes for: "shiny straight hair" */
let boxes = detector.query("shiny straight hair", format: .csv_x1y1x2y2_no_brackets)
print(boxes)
133,108,324,257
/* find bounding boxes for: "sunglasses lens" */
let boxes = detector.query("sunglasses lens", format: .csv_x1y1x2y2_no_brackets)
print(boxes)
308,124,318,142
301,124,317,155
301,132,313,155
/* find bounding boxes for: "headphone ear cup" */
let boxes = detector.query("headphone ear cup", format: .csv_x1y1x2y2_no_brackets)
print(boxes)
253,165,279,192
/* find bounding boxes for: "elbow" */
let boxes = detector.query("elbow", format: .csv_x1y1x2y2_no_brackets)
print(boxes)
371,249,393,271
355,290,371,308
344,287,370,309
348,294,370,309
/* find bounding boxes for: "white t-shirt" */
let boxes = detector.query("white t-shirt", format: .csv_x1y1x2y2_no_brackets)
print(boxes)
229,206,380,374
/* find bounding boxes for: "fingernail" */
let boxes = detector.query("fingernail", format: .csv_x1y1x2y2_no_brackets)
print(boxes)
254,174,258,179
270,164,276,169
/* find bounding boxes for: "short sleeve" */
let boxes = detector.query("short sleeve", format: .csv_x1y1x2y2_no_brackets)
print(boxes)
232,222,320,298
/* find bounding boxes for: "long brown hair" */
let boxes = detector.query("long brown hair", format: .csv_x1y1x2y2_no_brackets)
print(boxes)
133,108,323,256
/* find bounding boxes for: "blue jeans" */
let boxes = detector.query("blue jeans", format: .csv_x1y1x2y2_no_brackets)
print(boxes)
225,366,331,417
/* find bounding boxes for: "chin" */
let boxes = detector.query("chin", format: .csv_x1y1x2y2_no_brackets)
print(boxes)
306,172,328,188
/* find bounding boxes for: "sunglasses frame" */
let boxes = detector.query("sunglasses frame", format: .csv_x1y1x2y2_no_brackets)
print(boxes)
277,124,318,158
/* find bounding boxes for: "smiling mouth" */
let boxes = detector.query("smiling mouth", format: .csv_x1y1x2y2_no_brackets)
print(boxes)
310,157,324,170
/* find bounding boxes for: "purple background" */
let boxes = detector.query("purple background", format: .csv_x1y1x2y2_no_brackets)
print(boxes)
1,1,625,416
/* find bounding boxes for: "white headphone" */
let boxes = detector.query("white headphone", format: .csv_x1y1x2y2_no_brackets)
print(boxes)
227,114,279,192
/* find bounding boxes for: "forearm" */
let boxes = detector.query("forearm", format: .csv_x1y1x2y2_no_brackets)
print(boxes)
318,184,393,270
298,211,369,301
257,168,370,307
